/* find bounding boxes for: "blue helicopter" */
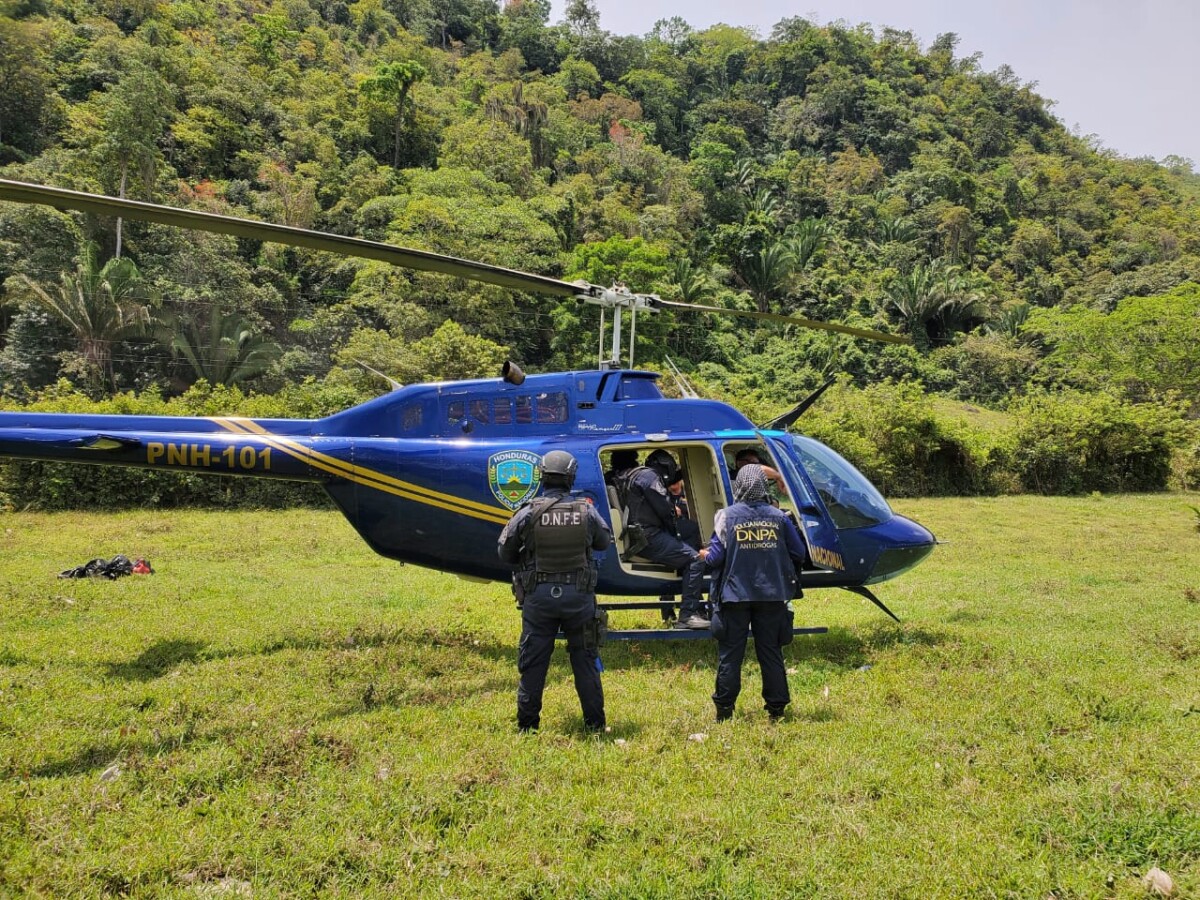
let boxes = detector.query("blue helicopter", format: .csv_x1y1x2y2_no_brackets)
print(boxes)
0,180,935,628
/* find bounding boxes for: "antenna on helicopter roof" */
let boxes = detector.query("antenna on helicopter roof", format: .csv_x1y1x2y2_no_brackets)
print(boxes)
663,355,698,399
356,360,403,391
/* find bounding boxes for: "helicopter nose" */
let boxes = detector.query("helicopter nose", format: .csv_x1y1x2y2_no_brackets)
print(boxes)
868,514,936,583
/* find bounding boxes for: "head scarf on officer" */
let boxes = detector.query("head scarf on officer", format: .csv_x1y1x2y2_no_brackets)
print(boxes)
733,463,772,505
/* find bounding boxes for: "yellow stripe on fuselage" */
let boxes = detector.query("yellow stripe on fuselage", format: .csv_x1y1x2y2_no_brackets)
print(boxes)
210,417,511,525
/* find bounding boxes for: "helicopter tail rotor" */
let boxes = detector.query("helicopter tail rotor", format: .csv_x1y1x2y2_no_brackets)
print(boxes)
761,377,837,430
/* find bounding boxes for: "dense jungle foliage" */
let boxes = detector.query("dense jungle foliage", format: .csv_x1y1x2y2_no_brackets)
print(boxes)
1,0,1198,506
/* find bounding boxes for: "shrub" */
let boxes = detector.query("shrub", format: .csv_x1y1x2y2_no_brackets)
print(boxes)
802,381,1001,496
1007,391,1183,494
1168,426,1200,492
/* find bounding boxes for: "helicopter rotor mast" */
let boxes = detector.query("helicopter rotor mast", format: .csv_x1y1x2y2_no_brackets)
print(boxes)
572,282,660,369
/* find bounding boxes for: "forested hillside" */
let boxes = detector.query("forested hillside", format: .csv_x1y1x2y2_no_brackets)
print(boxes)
1,0,1198,500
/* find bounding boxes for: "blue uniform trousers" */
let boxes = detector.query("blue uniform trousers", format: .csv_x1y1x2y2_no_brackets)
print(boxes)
658,519,702,618
517,584,605,731
643,527,706,618
712,601,791,715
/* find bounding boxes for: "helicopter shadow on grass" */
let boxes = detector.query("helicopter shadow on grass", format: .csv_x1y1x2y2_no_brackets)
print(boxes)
102,638,212,681
19,725,239,780
788,621,945,669
99,626,517,684
98,627,520,723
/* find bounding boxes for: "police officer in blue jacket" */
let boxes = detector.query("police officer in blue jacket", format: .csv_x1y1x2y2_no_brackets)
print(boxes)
498,450,612,733
703,464,808,721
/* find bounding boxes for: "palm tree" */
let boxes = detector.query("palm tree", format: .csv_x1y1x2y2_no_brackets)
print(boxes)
158,306,281,388
746,187,780,222
359,60,428,168
986,301,1031,340
667,257,711,303
16,243,150,392
882,259,981,350
735,242,795,313
731,158,757,196
875,215,918,245
785,217,830,270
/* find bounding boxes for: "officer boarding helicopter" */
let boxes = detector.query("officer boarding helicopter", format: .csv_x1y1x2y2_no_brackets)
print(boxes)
0,179,935,629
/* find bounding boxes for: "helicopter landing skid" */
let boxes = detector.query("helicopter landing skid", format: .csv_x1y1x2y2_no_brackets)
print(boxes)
601,625,829,642
561,601,829,640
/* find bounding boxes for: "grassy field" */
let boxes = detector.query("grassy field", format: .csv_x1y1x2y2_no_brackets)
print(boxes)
1,496,1198,898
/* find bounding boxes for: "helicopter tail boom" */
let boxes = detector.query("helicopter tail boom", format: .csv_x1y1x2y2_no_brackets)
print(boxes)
0,411,328,482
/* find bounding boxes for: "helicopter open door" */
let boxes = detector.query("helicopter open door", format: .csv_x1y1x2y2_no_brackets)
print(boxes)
747,434,849,577
601,442,726,579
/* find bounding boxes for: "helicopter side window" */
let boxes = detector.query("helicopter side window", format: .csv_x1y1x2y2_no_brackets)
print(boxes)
515,395,533,424
494,397,513,424
446,400,466,424
535,391,568,424
401,403,423,433
470,399,490,425
615,376,662,401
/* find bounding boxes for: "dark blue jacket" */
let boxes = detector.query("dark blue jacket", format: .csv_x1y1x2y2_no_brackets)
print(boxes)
612,466,677,534
705,502,807,604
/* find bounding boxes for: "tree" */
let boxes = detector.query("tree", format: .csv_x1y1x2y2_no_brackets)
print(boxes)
1026,283,1200,413
13,244,151,393
562,0,600,36
735,242,795,313
485,81,550,169
77,63,175,258
337,320,509,383
359,59,428,168
0,20,56,161
555,56,600,100
158,306,281,388
499,0,560,74
666,257,711,303
881,259,981,350
785,217,829,271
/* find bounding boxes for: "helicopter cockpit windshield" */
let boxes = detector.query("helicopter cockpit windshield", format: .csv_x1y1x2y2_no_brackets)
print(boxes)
788,435,892,529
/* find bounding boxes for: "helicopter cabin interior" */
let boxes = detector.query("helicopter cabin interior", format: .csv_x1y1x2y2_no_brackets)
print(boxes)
601,440,793,580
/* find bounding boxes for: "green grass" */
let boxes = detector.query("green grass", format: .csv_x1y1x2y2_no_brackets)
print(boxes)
1,496,1198,898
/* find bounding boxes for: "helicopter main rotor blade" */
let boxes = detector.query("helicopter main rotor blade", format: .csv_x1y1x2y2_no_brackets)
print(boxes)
0,179,580,299
654,298,910,345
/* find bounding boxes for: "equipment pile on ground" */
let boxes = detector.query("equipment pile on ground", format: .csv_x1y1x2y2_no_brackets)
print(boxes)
57,555,154,579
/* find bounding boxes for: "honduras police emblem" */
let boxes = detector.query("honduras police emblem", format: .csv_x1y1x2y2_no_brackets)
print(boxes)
488,450,543,510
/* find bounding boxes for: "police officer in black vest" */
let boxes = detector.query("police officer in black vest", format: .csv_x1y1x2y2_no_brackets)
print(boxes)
703,464,808,721
498,450,612,732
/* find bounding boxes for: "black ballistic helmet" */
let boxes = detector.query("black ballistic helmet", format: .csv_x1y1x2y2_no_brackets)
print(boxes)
645,449,681,486
610,448,639,472
540,450,578,488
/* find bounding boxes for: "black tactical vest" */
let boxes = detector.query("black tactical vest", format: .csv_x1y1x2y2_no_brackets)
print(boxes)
530,497,591,574
614,466,656,527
